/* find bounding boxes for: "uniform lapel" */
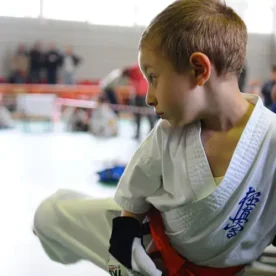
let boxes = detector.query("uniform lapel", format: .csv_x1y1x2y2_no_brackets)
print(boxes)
185,94,272,203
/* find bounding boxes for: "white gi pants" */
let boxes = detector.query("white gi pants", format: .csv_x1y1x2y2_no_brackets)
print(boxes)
33,189,122,272
33,190,249,276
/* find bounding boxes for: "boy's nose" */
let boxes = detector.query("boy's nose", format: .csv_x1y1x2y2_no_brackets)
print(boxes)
146,94,157,107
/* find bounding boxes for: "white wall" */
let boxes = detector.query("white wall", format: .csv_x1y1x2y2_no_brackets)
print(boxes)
0,16,273,82
247,33,273,81
272,4,276,66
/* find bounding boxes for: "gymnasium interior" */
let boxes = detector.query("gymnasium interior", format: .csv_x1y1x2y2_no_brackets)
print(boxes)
1,1,276,275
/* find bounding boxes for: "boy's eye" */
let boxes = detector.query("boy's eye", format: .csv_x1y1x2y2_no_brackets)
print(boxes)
148,74,157,85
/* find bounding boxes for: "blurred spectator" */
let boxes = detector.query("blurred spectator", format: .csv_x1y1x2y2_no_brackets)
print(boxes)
29,41,44,83
44,43,62,84
238,64,247,92
261,65,276,108
10,44,29,84
247,80,263,98
100,68,129,114
125,64,156,140
0,105,14,129
60,46,81,85
65,107,89,132
89,95,118,137
270,84,276,113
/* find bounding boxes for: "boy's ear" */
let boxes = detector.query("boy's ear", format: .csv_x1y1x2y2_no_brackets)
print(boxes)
189,52,211,86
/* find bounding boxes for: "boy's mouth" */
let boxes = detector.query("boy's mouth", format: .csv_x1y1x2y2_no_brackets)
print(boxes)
156,112,165,118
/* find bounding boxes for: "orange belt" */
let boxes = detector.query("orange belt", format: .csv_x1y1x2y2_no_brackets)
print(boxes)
148,209,245,276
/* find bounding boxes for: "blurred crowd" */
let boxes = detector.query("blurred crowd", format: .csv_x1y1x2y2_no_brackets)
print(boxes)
36,64,276,138
3,57,276,140
9,41,81,85
245,65,276,112
66,64,157,140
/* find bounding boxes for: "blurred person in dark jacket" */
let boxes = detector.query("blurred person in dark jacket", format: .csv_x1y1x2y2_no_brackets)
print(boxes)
125,64,156,140
29,41,44,83
261,65,276,108
44,43,62,84
270,84,276,113
99,68,129,115
60,46,81,85
238,64,247,92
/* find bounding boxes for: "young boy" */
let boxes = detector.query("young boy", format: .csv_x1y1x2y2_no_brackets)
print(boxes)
34,1,276,275
110,0,276,275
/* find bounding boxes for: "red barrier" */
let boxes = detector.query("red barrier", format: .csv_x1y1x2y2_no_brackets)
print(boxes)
0,84,134,102
53,98,154,123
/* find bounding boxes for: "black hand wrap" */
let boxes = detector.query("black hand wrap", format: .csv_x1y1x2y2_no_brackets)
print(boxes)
272,235,276,247
109,216,142,269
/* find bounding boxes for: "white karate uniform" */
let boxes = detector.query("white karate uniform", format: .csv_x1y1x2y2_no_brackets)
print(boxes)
34,191,122,271
115,94,276,267
33,94,276,274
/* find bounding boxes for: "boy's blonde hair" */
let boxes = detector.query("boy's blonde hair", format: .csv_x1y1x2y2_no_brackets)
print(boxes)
139,0,247,76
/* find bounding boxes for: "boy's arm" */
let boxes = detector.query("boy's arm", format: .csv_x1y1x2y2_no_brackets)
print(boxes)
114,121,164,214
109,209,162,276
109,121,164,276
121,210,147,223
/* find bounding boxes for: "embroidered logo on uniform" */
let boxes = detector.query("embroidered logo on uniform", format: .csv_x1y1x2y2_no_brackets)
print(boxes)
223,187,261,239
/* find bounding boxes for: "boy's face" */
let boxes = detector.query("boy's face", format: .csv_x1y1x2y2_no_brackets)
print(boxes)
139,47,202,127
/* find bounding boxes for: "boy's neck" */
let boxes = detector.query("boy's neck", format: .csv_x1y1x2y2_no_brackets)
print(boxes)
201,81,249,132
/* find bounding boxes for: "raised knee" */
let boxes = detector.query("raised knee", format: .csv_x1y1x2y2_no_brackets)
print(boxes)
33,192,60,237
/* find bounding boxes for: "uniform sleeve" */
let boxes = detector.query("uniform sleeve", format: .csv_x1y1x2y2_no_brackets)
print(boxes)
114,121,163,214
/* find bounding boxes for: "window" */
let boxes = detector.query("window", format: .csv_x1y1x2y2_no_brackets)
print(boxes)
134,0,274,33
0,0,275,32
42,0,137,26
244,6,273,34
226,0,274,34
43,0,88,22
86,0,135,27
134,0,173,26
225,0,248,18
0,0,40,18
